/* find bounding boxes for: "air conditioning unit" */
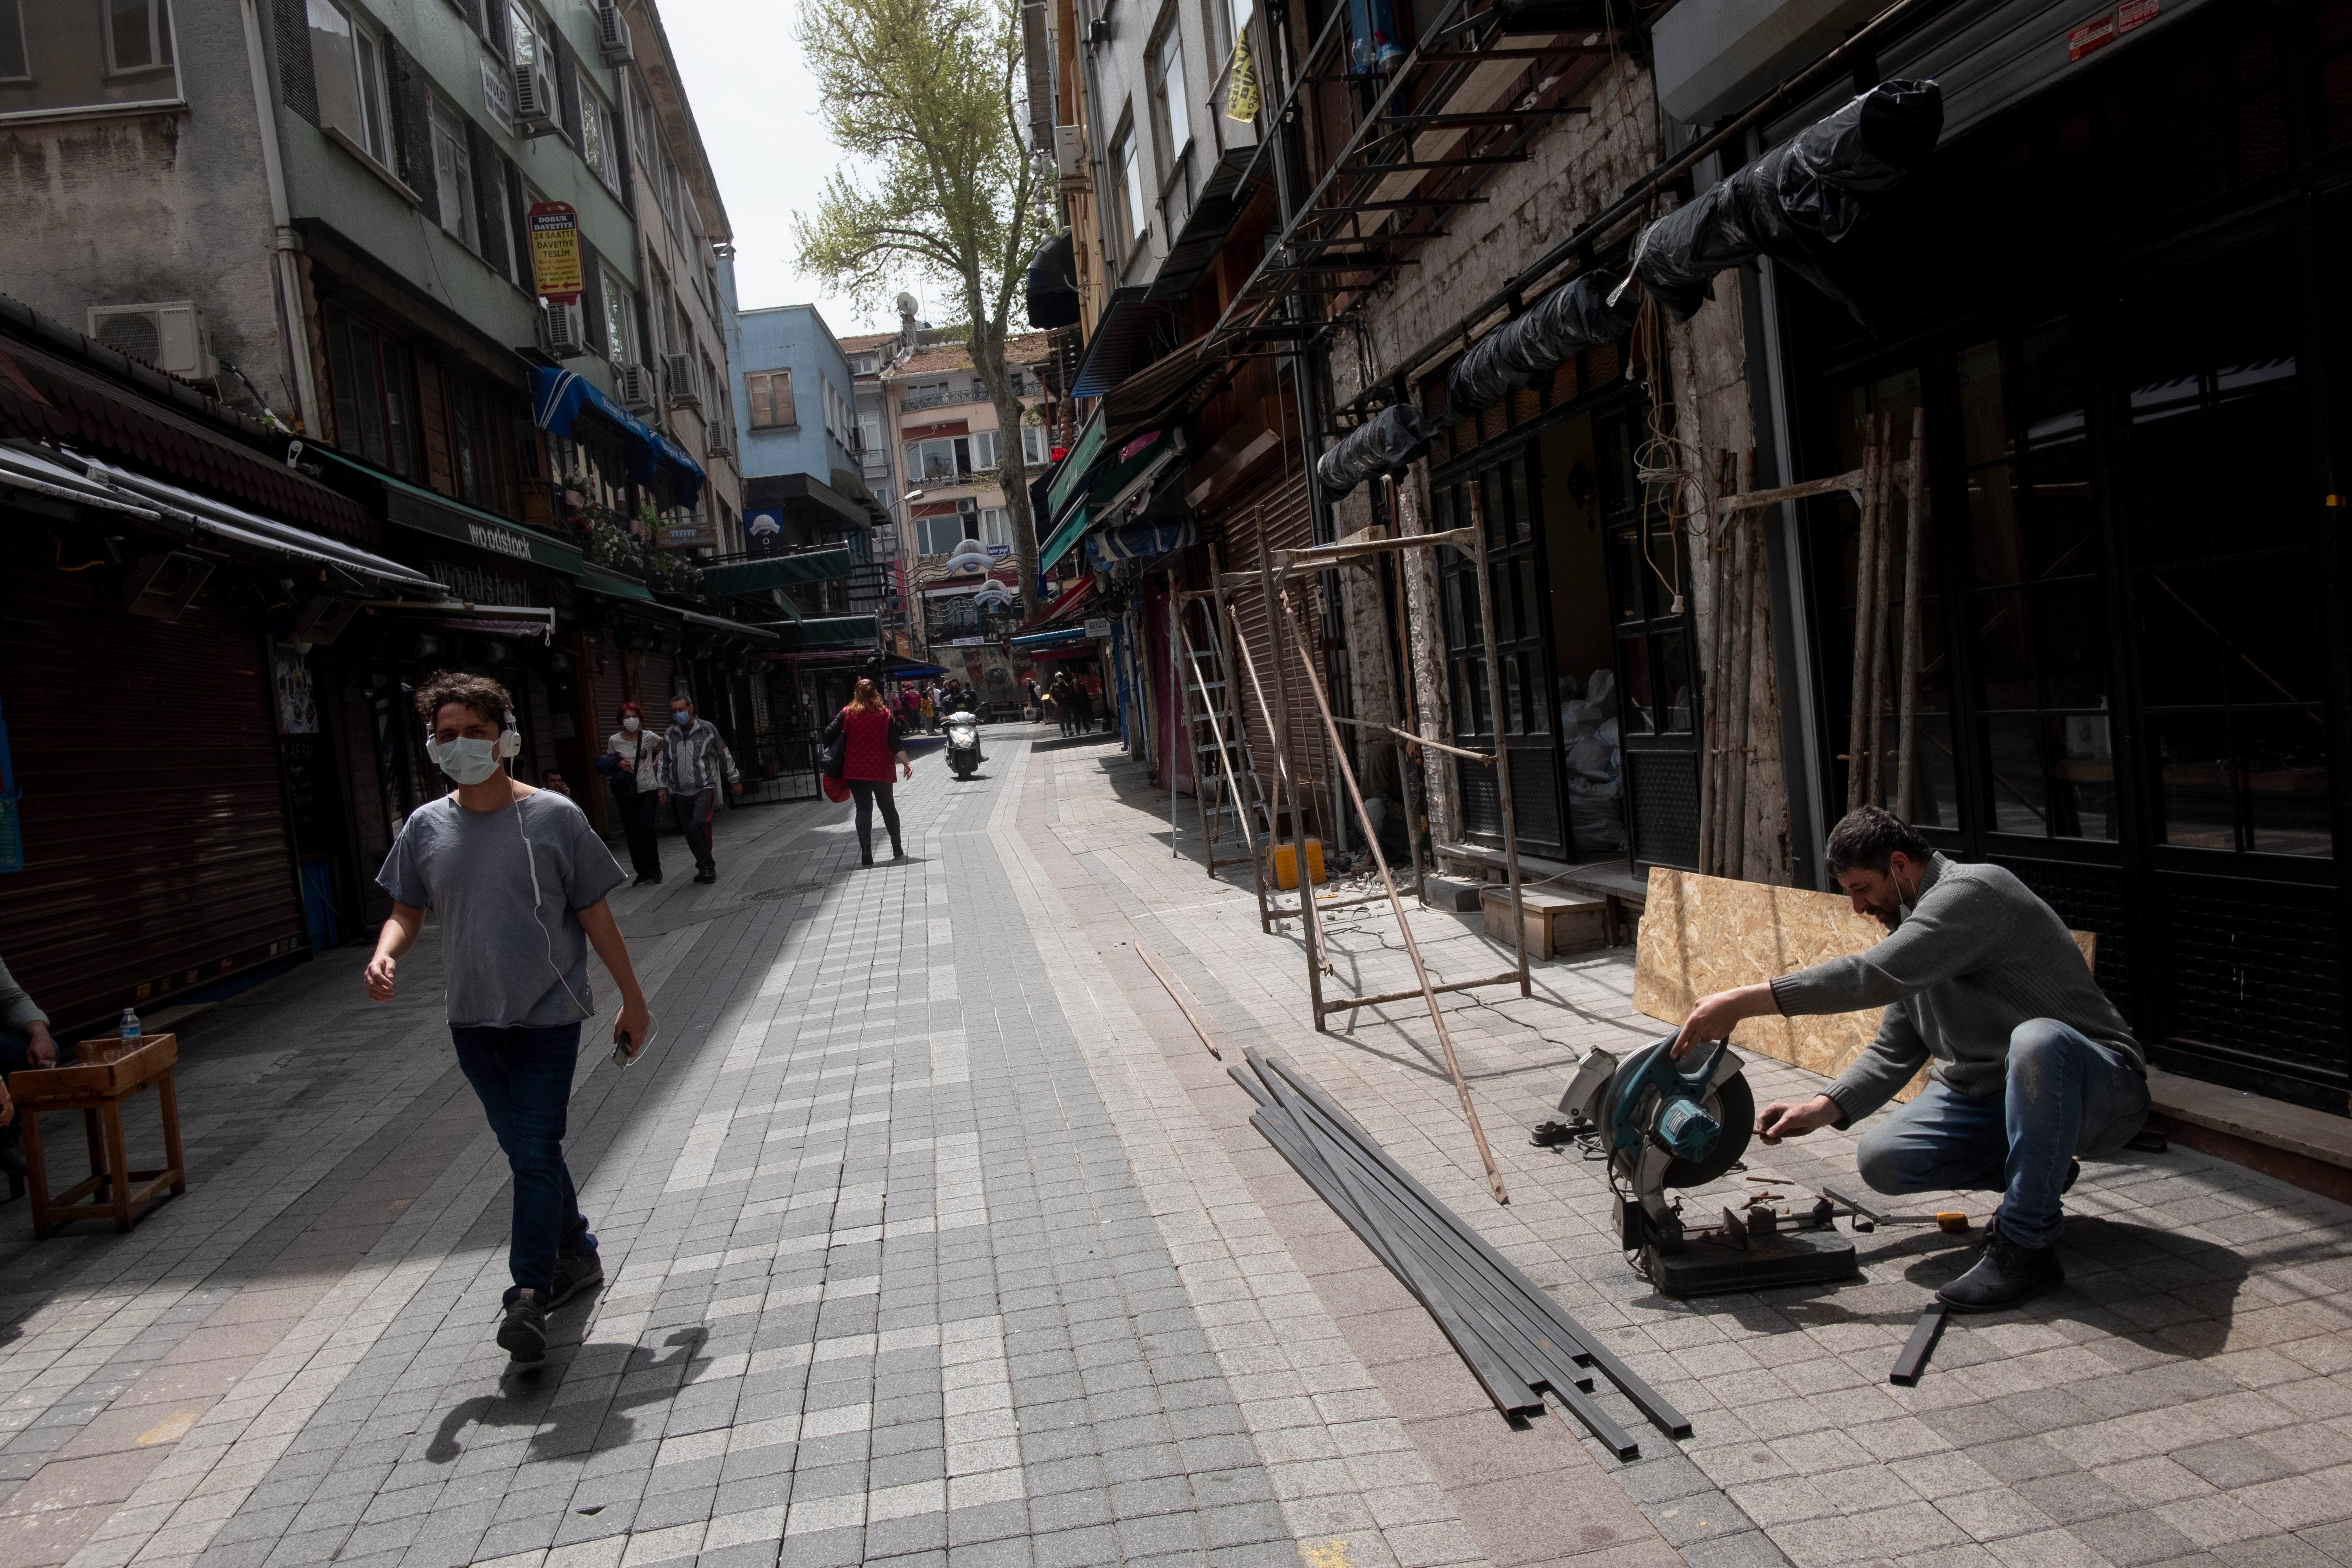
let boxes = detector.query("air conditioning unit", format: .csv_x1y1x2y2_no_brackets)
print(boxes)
1053,125,1087,181
543,300,589,359
88,301,215,381
595,3,632,62
512,63,559,134
664,352,701,409
617,361,658,414
704,437,733,465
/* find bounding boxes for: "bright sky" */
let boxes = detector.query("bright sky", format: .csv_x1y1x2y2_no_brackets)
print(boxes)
660,0,917,341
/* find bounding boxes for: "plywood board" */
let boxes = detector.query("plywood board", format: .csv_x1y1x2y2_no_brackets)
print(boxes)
1632,871,2094,1103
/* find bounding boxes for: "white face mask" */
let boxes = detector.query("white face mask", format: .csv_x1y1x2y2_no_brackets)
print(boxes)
430,735,503,786
621,716,641,732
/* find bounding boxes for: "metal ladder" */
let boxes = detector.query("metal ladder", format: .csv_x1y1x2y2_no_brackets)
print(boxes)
1174,587,1267,877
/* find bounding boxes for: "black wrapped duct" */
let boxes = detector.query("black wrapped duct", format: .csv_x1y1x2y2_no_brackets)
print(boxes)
1317,403,1440,500
1025,230,1080,330
1630,80,1942,324
1444,272,1638,419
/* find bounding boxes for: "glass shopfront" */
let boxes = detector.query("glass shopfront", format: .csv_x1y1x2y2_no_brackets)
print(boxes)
1779,2,2352,1109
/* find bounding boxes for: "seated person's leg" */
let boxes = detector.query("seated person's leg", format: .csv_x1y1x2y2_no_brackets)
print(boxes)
2000,1018,2150,1250
0,1028,30,1076
1855,1081,2007,1197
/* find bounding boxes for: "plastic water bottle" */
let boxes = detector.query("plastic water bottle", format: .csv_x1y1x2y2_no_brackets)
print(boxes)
118,1007,140,1040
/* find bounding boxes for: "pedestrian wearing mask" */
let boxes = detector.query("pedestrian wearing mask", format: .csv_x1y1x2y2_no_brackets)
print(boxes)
823,678,913,866
655,696,741,885
604,701,664,886
366,671,650,1361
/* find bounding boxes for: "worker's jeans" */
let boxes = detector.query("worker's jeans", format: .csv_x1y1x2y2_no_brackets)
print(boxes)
450,1023,593,1300
1854,1019,2149,1250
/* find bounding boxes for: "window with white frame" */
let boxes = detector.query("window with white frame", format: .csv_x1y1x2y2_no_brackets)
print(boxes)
0,0,184,118
1149,16,1190,181
970,429,1002,470
429,99,478,250
1022,424,1051,466
860,410,884,455
629,83,655,164
581,86,620,192
979,507,1011,547
904,436,969,483
1111,114,1146,252
915,510,969,557
509,4,562,131
601,274,634,366
309,0,390,167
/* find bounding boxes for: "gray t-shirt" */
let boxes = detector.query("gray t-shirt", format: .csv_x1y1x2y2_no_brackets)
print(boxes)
376,789,628,1029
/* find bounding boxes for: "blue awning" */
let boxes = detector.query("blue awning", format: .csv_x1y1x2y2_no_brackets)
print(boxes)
1011,624,1094,650
532,366,703,506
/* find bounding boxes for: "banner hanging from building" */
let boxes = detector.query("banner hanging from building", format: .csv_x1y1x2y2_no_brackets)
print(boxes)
528,201,583,304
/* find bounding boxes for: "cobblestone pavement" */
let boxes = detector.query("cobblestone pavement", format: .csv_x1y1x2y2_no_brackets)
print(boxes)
1037,742,2352,1568
0,730,1523,1568
10,732,2352,1568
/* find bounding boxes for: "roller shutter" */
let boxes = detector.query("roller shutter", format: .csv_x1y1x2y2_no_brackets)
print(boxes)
1213,471,1336,836
0,529,307,1031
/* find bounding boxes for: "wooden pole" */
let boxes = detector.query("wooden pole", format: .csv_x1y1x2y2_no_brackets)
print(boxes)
1179,610,1253,870
1385,475,1429,904
1845,417,1883,814
1722,506,1755,881
1465,482,1531,997
1278,588,1510,1204
1896,406,1927,824
1211,544,1274,926
1697,453,1733,877
1866,414,1897,809
1259,552,1328,1022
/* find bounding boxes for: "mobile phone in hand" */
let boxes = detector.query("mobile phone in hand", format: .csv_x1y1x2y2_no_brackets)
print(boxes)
612,1025,653,1069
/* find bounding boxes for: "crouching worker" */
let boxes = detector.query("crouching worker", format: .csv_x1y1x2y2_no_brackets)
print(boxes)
365,672,652,1362
1671,806,2148,1312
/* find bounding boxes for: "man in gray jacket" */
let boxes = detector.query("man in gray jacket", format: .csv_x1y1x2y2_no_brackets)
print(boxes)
654,694,741,884
1673,807,2149,1312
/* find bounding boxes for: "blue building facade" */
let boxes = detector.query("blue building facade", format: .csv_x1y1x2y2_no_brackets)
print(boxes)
717,258,874,563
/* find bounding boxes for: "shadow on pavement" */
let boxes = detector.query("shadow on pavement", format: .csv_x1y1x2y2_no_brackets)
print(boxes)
427,1324,710,1464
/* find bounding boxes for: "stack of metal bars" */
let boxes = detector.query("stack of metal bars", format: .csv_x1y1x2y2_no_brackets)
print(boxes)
1233,1050,1690,1459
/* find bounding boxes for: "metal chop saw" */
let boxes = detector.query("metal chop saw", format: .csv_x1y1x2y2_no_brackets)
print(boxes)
1553,1035,1859,1296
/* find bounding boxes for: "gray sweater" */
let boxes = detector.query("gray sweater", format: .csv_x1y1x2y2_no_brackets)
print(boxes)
0,953,48,1033
1769,854,2141,1122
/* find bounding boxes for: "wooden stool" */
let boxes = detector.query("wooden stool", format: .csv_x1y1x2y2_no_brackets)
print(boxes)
8,1033,186,1238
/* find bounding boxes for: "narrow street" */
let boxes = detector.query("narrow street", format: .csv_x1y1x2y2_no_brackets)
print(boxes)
5,731,2352,1568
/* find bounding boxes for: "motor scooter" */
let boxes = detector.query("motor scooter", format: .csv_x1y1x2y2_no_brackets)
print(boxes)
944,709,985,779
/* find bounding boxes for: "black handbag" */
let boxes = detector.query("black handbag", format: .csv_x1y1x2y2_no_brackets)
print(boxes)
819,715,847,780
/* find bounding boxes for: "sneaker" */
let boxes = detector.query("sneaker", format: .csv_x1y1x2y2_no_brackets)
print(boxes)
497,1289,549,1362
548,1249,603,1309
1939,1232,2064,1313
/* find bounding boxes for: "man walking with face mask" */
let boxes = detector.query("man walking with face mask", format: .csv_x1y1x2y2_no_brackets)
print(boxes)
365,671,651,1361
654,694,740,884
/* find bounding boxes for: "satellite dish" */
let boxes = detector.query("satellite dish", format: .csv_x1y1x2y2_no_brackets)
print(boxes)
895,291,920,318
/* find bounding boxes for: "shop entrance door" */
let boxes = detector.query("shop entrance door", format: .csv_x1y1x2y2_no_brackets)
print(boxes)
1434,449,1571,860
1594,405,1702,870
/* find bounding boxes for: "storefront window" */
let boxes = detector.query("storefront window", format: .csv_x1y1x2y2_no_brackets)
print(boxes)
2120,242,2330,857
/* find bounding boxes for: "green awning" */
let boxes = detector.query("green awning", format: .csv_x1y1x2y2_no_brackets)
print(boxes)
584,563,654,600
309,446,587,577
768,615,880,649
1045,408,1107,521
1040,499,1092,573
701,546,858,597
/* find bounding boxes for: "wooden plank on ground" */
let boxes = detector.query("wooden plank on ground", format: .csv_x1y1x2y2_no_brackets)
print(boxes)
1631,871,2095,1103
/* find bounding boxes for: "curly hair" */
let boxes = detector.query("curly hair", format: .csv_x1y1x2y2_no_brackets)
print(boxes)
414,670,514,733
1824,805,1931,877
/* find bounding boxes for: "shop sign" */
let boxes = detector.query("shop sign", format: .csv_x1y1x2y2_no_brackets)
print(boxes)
529,200,583,304
1083,617,1112,640
951,636,986,647
659,519,715,550
2068,0,2154,62
987,544,1011,557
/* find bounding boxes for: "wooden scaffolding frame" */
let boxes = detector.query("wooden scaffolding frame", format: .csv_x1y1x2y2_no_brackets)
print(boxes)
1187,482,1532,1203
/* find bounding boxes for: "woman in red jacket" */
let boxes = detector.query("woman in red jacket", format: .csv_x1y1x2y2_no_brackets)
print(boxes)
824,679,913,865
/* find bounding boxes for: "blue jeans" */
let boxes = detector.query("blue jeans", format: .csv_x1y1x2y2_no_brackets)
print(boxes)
450,1023,593,1299
1855,1019,2150,1249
